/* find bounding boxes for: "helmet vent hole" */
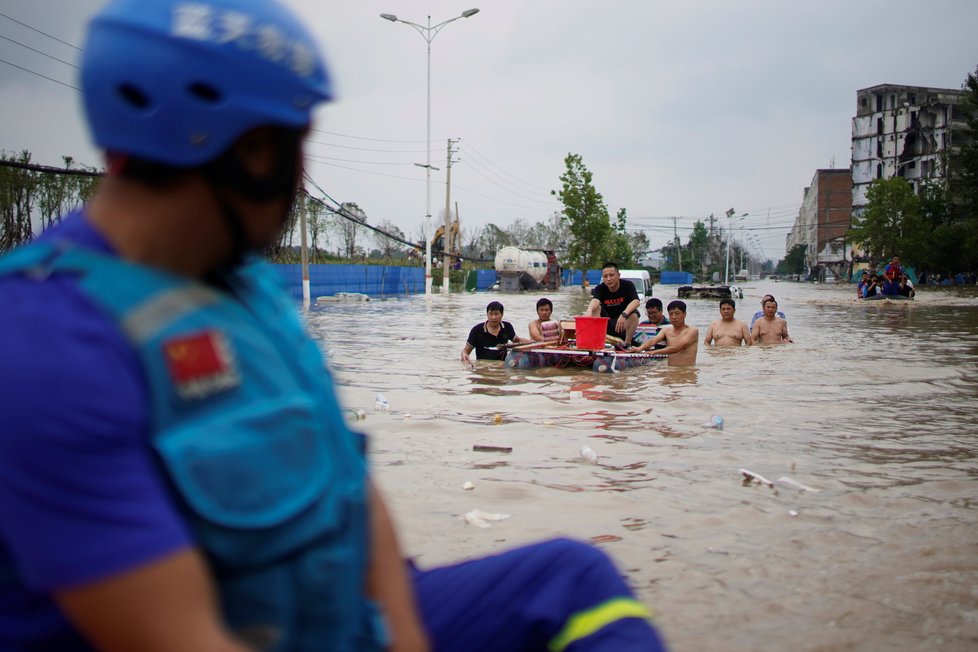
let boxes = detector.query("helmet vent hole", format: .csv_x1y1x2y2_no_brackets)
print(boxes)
117,83,151,110
188,82,223,104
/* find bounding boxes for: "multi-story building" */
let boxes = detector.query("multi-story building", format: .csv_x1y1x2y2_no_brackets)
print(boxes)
851,83,968,212
786,168,852,279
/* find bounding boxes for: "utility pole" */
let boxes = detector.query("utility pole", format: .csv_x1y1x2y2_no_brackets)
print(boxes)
671,216,682,271
442,138,457,294
298,188,310,306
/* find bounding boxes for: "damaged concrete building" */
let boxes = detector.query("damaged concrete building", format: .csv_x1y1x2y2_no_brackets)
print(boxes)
851,83,968,212
784,83,967,281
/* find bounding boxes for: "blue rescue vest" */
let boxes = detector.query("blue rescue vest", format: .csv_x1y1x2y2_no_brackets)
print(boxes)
0,243,384,651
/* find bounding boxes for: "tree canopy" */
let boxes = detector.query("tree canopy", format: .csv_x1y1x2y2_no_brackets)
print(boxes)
552,154,618,274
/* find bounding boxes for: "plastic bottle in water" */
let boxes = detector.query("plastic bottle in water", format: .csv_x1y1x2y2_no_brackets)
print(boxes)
374,393,390,411
579,445,598,464
709,415,724,430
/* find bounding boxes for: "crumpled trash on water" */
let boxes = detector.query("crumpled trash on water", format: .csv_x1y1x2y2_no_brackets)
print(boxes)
374,393,390,411
464,509,511,528
706,415,724,430
579,445,598,464
740,469,820,492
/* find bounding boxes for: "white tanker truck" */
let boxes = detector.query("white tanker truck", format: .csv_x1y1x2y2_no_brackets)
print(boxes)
493,246,560,291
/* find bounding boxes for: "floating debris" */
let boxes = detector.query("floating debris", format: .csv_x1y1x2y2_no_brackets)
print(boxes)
462,481,475,491
473,444,513,453
579,445,598,464
776,476,820,492
740,468,774,487
464,509,511,528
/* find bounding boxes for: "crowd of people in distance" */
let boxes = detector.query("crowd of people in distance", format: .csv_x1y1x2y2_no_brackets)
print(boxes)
856,256,915,299
461,262,794,368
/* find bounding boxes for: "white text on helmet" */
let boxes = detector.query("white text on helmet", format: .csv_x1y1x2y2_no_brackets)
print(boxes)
172,3,317,77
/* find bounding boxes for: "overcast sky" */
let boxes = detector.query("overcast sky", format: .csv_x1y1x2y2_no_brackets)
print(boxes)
1,0,976,262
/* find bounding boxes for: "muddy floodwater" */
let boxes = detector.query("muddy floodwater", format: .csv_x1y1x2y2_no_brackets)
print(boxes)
305,280,978,652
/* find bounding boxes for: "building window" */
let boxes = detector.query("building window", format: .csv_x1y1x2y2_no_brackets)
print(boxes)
876,117,884,135
909,93,917,104
876,163,882,179
876,95,883,112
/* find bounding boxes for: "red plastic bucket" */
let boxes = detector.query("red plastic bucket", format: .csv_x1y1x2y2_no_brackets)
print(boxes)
575,316,608,350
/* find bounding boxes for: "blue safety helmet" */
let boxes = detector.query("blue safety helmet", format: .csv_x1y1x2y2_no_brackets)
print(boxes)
81,0,333,167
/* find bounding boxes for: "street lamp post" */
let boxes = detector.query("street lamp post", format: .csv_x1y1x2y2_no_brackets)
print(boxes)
380,9,480,297
724,209,747,285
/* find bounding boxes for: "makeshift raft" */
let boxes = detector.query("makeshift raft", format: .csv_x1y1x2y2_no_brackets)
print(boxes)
504,345,666,373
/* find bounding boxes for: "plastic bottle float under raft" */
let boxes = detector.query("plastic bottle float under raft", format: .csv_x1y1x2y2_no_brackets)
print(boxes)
504,344,667,373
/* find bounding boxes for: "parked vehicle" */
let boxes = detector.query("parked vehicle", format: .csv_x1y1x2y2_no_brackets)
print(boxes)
619,269,652,304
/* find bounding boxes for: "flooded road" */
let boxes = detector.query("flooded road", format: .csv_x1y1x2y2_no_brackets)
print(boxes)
306,280,978,651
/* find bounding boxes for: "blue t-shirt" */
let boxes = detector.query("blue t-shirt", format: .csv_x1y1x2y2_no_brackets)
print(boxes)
0,212,191,648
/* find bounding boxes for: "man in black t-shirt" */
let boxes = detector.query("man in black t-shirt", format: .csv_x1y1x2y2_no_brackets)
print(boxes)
585,262,640,343
460,301,530,361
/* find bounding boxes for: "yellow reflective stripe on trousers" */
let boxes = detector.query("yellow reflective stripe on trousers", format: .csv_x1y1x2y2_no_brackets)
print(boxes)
548,597,652,652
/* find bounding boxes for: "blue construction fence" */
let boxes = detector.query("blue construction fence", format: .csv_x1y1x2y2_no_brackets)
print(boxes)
561,269,603,286
274,263,426,300
468,268,498,290
659,270,694,284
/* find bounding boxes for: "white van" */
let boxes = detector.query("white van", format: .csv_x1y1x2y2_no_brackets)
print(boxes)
619,269,652,305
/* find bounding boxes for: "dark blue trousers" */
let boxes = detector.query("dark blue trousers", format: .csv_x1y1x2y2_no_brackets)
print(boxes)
413,538,667,651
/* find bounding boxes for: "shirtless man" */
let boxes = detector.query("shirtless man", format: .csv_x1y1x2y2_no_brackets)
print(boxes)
528,297,563,342
630,300,698,366
750,298,793,344
703,299,752,347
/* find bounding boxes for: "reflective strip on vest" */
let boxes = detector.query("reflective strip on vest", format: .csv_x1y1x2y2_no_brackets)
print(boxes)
123,285,222,343
547,597,653,652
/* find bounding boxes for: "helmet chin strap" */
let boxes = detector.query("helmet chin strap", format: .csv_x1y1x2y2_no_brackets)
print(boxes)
203,129,303,270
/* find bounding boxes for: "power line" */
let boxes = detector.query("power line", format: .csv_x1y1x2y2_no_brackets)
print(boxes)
0,56,78,90
309,128,425,145
305,138,427,154
459,138,554,193
0,12,80,51
0,33,77,68
456,158,556,205
302,174,492,263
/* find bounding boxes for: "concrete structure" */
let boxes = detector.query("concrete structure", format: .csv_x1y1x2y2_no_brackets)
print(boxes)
786,168,852,279
851,84,968,211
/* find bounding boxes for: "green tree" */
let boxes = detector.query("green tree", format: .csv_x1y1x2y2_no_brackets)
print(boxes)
947,65,978,272
606,207,634,267
776,244,807,275
629,230,651,262
1,151,100,252
684,220,710,278
0,151,39,251
475,223,511,258
847,177,923,264
552,153,613,280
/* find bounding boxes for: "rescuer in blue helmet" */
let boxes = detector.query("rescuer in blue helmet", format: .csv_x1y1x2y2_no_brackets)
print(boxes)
0,1,668,650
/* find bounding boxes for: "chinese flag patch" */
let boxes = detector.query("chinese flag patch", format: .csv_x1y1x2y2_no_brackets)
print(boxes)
163,330,240,400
